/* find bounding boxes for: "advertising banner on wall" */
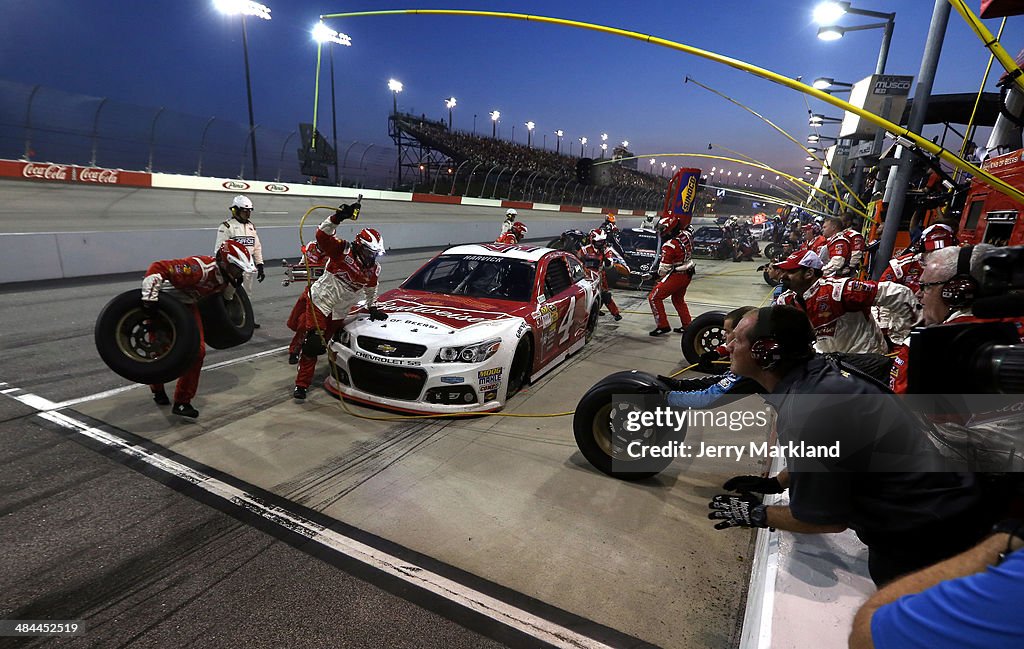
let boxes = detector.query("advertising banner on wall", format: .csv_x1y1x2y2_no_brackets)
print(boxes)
0,160,152,187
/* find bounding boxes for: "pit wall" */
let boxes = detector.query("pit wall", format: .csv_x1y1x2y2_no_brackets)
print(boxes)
0,160,658,283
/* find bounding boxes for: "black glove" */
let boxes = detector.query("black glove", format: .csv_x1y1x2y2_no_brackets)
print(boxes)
657,374,687,391
708,492,768,530
256,264,265,283
698,350,723,372
367,306,388,321
722,475,785,495
141,299,158,313
332,202,361,223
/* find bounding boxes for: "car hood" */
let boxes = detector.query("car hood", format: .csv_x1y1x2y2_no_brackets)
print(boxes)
363,289,526,333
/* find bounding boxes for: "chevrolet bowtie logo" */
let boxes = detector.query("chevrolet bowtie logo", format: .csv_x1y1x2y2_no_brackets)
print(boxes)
376,344,397,354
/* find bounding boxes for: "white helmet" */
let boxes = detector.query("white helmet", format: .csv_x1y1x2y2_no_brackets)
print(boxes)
231,195,254,210
505,208,518,218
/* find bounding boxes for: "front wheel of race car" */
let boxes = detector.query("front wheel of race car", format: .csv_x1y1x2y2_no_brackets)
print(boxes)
505,337,533,398
573,371,679,480
681,310,727,365
199,287,255,349
94,290,200,384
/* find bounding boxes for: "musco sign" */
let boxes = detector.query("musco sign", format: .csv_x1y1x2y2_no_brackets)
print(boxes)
0,159,152,187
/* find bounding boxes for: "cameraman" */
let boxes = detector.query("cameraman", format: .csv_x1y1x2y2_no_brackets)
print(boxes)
707,305,991,586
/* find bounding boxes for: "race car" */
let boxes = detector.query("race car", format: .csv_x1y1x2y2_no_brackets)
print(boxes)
691,225,733,259
607,226,661,289
323,243,602,413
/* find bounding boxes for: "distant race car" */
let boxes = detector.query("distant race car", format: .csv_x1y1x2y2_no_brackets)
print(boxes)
323,243,602,413
691,226,732,259
607,227,662,289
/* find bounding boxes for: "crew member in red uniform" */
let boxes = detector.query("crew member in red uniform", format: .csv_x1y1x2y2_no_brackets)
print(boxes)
579,228,624,321
648,217,695,336
495,221,527,245
820,216,852,277
798,223,827,256
285,240,327,365
890,243,1024,393
142,240,256,418
841,213,866,275
773,249,919,354
293,202,387,400
879,222,959,294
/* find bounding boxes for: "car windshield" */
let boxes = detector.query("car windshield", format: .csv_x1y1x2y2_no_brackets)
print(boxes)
619,229,659,253
402,254,537,302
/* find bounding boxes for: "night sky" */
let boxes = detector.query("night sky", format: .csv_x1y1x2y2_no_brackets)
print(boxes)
3,1,1023,178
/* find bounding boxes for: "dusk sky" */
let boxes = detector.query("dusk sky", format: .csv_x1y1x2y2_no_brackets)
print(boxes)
3,1,1024,178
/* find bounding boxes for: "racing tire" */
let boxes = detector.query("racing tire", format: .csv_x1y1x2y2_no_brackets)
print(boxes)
681,310,727,366
764,243,782,261
199,287,255,350
506,337,533,398
94,290,200,384
586,302,601,343
573,370,678,480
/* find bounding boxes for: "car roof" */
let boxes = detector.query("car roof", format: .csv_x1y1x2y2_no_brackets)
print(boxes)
443,243,550,262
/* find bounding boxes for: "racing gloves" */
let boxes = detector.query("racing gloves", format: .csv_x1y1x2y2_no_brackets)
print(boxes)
722,474,785,494
331,202,362,224
708,492,768,530
367,306,388,321
256,264,265,283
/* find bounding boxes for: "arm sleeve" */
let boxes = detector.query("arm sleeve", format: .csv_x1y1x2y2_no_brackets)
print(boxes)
666,373,763,409
872,281,920,340
316,218,348,258
214,222,230,255
363,264,380,304
252,226,264,265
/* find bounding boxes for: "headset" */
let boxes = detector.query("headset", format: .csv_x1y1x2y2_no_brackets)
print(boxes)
748,306,815,370
939,245,977,309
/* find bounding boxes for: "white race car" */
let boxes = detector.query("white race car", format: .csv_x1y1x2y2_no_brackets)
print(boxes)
324,243,602,413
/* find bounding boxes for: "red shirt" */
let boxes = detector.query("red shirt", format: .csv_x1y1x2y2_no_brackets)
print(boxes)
142,256,228,302
495,232,518,245
879,252,924,294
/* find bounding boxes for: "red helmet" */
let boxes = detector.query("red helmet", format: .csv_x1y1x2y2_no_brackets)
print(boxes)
353,228,385,266
920,223,957,252
589,228,607,246
510,221,528,240
657,216,680,237
218,240,256,273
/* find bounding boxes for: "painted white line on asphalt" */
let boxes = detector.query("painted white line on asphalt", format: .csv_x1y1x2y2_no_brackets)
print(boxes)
19,401,616,649
44,346,290,411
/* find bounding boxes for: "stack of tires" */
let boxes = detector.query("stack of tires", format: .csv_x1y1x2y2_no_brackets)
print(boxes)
94,288,254,384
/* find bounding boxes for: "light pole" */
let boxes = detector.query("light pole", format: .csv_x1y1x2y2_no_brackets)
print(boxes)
811,77,854,92
215,0,271,180
525,121,535,148
445,96,457,130
579,136,587,158
600,143,608,158
649,158,657,174
490,110,500,138
388,78,403,115
312,22,351,186
555,129,563,154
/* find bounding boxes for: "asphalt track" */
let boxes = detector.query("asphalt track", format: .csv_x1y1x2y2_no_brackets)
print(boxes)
0,244,775,648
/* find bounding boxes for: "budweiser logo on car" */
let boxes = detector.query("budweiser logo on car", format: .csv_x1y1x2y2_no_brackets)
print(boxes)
78,167,119,183
265,183,289,193
22,163,69,181
223,180,250,190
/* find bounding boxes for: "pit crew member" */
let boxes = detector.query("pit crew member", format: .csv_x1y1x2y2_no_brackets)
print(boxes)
648,217,694,336
285,240,326,365
579,228,624,322
495,221,527,245
215,195,265,326
501,208,517,235
143,240,255,418
819,216,852,277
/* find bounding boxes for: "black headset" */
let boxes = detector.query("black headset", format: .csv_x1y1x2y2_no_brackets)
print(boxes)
748,306,816,370
939,245,977,309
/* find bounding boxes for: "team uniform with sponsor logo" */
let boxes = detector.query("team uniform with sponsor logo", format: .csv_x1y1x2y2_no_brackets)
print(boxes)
843,227,866,274
648,230,695,332
294,218,380,390
879,252,925,294
776,277,919,354
820,231,853,277
286,241,327,362
579,230,625,319
141,256,236,405
495,231,518,245
215,218,263,294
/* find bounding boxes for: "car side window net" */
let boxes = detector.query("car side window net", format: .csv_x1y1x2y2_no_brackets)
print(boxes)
544,258,573,298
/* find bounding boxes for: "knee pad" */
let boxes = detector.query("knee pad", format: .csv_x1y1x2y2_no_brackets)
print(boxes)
301,331,327,357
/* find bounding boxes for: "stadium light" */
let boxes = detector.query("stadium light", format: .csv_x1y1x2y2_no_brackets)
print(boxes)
312,21,351,185
813,1,848,25
809,113,843,126
388,78,403,115
601,133,608,141
215,0,271,179
812,76,853,91
555,129,564,154
445,96,457,130
490,110,500,137
525,121,535,147
621,140,629,148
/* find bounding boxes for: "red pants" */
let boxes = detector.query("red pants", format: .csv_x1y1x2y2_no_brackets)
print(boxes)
150,304,205,404
599,272,620,317
287,291,310,355
648,272,692,329
294,302,341,389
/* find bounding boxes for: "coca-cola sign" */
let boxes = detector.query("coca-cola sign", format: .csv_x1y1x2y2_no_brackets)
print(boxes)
22,163,69,181
0,159,152,187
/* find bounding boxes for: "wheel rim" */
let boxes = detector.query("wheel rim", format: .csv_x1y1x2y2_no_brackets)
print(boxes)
693,324,725,357
115,308,177,363
591,401,659,462
224,296,247,327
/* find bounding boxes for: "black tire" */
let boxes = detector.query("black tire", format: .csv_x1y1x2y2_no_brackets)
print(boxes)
681,310,727,365
199,287,255,350
573,371,679,480
585,302,601,343
94,290,200,384
764,242,781,261
505,337,533,398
